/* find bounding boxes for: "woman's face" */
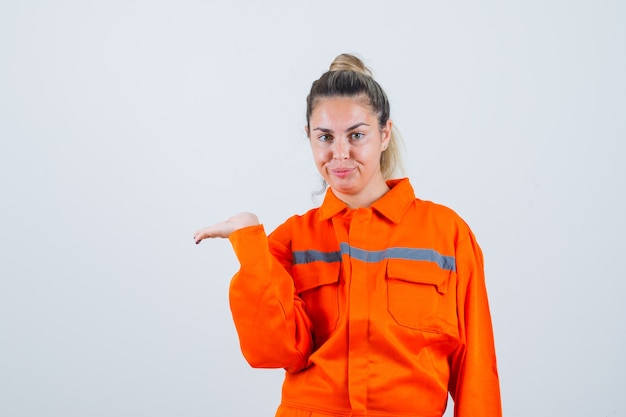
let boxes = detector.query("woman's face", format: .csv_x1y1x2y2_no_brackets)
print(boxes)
307,96,391,205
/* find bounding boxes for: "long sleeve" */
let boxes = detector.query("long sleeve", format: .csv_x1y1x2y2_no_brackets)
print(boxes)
228,224,313,373
449,230,502,417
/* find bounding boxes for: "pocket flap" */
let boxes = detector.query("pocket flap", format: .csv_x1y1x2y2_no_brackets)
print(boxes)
386,259,450,294
293,263,341,293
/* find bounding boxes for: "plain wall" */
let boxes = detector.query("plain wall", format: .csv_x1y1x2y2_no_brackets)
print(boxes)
1,1,624,416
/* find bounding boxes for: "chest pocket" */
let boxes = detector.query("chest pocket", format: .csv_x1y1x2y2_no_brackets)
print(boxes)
386,259,457,334
293,263,341,340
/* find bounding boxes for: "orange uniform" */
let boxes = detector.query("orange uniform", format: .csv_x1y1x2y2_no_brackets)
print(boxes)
228,178,501,417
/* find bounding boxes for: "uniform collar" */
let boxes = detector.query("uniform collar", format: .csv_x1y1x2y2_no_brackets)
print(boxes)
318,178,415,224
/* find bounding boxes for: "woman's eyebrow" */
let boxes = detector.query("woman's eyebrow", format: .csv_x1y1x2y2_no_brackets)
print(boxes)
313,122,370,133
346,122,369,131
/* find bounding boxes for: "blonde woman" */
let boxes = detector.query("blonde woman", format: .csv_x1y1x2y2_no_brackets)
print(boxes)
195,54,501,417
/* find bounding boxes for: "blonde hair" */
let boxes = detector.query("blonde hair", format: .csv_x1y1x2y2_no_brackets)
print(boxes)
306,53,405,179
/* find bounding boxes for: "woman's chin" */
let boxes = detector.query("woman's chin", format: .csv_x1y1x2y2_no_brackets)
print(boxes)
327,179,359,195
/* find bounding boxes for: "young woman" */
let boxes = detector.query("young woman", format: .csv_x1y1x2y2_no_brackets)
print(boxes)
194,54,502,417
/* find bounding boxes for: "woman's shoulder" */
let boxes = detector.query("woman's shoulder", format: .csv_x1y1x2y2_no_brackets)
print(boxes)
410,197,474,233
414,197,460,217
279,206,324,230
268,206,323,238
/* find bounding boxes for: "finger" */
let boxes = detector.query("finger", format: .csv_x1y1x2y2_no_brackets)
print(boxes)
193,221,234,243
194,228,212,244
194,225,225,244
193,228,206,241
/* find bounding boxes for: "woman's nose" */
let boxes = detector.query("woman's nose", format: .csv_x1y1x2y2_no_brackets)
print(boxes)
333,139,349,160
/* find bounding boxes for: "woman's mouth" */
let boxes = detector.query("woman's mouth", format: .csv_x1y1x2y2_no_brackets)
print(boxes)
330,167,356,179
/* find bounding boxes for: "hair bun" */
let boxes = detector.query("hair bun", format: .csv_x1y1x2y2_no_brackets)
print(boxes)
329,53,372,76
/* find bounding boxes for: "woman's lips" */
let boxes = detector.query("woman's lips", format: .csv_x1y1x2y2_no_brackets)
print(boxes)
329,167,356,179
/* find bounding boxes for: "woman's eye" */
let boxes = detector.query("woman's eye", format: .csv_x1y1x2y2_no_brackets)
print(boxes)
351,132,364,140
319,135,333,142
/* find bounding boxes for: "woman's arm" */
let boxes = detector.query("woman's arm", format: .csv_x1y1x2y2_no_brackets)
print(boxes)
195,214,313,373
449,230,502,417
228,223,313,373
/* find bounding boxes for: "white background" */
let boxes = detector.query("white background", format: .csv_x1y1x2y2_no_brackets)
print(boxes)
1,1,624,416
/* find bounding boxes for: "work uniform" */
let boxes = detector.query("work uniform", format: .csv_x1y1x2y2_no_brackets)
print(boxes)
228,178,501,417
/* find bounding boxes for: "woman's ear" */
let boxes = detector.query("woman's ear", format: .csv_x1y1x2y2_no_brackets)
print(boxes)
305,125,310,138
381,119,392,150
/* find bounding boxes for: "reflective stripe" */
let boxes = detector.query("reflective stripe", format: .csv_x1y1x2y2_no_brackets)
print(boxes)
292,249,342,264
293,243,456,272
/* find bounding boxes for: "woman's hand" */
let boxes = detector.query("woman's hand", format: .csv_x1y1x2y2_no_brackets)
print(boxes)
193,212,260,244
